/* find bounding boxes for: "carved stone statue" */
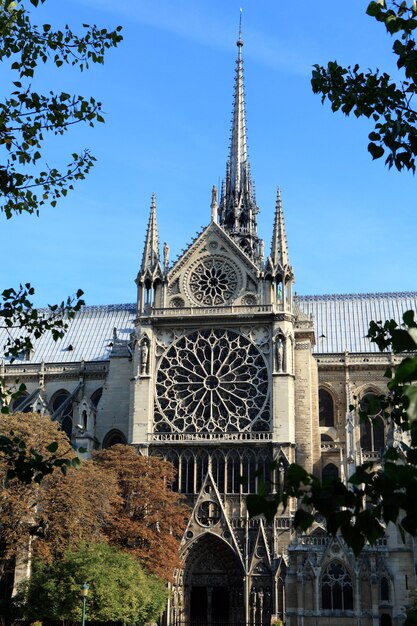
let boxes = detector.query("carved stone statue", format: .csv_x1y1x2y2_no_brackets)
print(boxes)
163,242,170,270
275,333,285,373
140,337,150,375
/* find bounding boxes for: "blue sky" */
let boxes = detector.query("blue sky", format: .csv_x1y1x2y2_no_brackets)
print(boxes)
3,0,416,306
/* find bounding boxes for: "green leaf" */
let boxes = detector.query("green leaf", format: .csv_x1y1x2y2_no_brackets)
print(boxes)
368,142,385,159
46,441,58,453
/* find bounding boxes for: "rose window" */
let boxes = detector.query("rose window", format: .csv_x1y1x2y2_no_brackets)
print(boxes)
154,329,270,433
187,258,239,306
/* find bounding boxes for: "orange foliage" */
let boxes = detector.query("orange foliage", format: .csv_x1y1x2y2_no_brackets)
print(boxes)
94,445,189,581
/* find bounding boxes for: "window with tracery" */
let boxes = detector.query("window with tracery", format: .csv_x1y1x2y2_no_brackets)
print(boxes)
319,389,334,427
51,390,73,439
154,329,270,434
360,393,385,452
322,562,353,611
187,257,240,306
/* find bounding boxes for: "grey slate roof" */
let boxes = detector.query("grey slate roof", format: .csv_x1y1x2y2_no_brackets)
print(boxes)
0,304,136,364
1,293,416,363
299,292,417,354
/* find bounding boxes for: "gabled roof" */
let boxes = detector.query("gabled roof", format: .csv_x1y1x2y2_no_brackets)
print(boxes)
1,292,416,364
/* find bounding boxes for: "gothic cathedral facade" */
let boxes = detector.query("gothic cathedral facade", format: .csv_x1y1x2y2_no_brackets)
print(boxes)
2,31,417,626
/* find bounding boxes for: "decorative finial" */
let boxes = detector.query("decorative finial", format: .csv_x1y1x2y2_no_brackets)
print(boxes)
211,185,218,223
238,8,243,47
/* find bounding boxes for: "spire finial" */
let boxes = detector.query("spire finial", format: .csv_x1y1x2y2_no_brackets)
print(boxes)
140,193,160,273
238,8,243,46
271,186,291,270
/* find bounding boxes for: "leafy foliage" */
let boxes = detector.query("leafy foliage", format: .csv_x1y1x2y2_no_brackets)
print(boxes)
15,542,168,625
247,310,417,555
0,0,122,217
0,0,121,483
0,412,75,578
95,445,189,581
311,1,417,172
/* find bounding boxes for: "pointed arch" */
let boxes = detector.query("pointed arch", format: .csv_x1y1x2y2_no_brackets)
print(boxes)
322,462,339,484
211,449,225,493
102,429,127,448
50,389,73,438
321,561,353,611
360,391,385,452
319,388,335,427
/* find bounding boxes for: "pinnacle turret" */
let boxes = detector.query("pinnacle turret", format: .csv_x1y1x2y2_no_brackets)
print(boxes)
140,193,161,277
271,186,291,271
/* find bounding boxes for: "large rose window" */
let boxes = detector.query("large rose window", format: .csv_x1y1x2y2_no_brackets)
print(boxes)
154,329,270,433
187,258,239,306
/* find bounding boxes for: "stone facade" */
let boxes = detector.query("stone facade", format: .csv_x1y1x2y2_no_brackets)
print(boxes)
2,30,417,626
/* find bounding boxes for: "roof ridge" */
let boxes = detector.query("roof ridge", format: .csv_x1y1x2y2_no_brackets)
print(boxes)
298,291,417,302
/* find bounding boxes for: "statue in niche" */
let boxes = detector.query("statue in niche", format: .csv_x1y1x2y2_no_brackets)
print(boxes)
139,336,150,375
275,333,286,373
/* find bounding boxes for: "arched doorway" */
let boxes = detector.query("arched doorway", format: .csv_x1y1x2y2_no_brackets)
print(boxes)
183,533,244,626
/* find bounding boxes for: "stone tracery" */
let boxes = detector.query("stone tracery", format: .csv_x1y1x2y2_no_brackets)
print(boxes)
154,329,270,434
187,257,240,305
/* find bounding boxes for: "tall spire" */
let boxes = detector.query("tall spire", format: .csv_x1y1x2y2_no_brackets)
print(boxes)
140,193,161,274
218,13,260,262
271,186,291,269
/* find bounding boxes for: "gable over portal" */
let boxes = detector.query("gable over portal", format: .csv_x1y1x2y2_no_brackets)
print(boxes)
166,222,260,309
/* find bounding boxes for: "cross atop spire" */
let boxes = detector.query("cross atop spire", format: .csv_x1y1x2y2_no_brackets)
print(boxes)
140,193,161,275
218,15,261,263
271,186,291,270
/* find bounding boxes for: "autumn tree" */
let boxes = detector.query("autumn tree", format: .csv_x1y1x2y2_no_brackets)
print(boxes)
0,410,121,610
94,445,189,581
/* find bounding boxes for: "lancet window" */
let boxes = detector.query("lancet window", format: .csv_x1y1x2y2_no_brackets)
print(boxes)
153,447,273,495
319,388,335,427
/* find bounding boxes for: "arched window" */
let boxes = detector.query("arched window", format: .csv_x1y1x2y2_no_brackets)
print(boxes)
180,451,195,494
380,615,392,626
241,451,256,494
211,450,225,493
322,562,353,611
90,388,103,408
319,389,334,427
360,393,385,452
226,451,241,494
195,451,209,493
322,463,339,484
51,390,72,439
102,429,126,448
380,577,390,602
165,450,179,492
321,434,333,442
11,393,32,413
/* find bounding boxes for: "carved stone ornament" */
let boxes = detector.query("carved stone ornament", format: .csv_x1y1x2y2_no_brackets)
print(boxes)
154,328,270,433
185,256,241,306
139,336,150,375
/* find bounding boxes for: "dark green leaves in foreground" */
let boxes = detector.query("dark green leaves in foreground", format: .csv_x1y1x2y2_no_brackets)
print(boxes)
247,310,417,556
311,1,417,172
0,0,122,217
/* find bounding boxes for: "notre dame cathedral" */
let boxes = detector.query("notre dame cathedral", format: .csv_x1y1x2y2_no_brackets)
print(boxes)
2,27,417,626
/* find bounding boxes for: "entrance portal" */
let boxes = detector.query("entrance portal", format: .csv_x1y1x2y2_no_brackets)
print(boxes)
184,534,244,626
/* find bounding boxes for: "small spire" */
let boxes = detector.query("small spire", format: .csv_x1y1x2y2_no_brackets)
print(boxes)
211,185,218,223
271,186,290,269
141,193,160,273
